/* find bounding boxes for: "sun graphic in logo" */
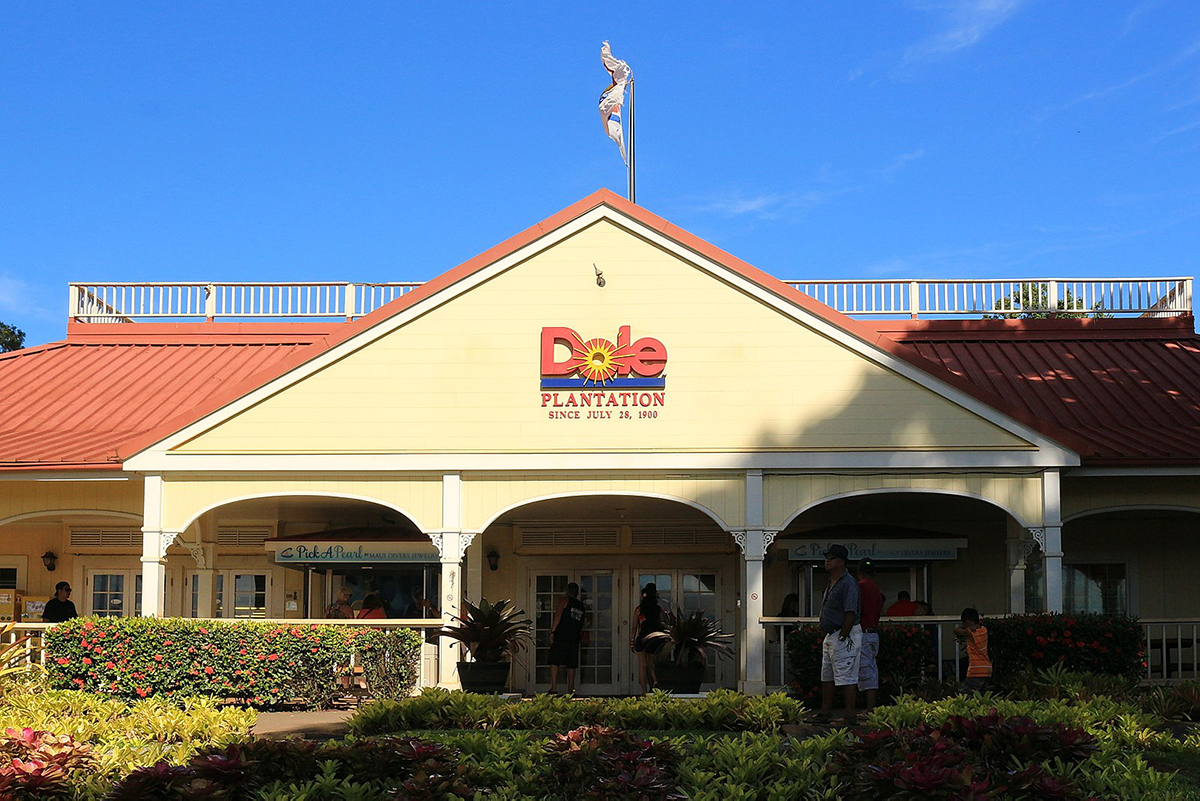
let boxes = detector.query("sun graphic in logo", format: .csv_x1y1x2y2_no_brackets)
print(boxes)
569,337,633,385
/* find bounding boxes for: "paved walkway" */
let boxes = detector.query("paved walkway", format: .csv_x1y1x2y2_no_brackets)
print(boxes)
252,709,355,740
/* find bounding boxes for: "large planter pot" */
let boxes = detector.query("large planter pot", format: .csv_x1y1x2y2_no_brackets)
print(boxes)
458,660,511,694
655,659,707,694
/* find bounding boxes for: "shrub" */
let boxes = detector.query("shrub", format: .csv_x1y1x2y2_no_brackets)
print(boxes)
785,623,931,703
0,726,94,799
988,613,1144,681
348,687,808,735
543,725,682,799
110,736,471,799
44,617,421,707
830,711,1098,798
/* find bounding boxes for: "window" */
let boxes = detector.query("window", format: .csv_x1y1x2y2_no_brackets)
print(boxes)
90,573,128,617
189,574,226,618
232,574,268,618
1064,562,1128,615
0,569,16,590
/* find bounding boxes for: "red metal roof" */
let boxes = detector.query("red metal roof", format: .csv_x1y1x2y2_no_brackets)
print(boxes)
0,326,322,469
877,318,1200,465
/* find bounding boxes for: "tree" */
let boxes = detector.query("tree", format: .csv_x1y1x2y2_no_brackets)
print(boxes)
0,321,25,353
985,283,1110,320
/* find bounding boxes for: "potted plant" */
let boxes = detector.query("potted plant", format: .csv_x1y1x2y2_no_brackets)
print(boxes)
439,598,532,694
646,608,735,694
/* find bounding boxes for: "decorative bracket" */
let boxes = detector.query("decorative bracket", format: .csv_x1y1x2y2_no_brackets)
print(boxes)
428,532,445,559
1027,527,1046,552
186,543,207,569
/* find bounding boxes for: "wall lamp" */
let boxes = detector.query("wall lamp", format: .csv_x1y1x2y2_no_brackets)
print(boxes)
41,551,58,572
486,550,501,571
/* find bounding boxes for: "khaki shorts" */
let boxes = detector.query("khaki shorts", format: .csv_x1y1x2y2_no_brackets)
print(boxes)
820,625,862,686
857,630,880,691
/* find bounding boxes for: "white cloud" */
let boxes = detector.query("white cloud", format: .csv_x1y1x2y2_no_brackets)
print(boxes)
903,0,1026,63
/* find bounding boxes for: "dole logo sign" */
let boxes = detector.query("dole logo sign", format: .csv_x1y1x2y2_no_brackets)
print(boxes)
540,326,666,389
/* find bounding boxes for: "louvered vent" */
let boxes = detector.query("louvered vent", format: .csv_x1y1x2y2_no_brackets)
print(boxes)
517,523,619,550
630,523,729,549
69,528,141,548
217,527,271,547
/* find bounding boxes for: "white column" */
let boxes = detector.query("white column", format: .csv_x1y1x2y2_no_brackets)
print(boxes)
140,530,175,618
438,473,464,689
1005,519,1026,614
740,469,768,694
740,532,767,695
438,531,463,689
1043,470,1064,613
195,569,217,618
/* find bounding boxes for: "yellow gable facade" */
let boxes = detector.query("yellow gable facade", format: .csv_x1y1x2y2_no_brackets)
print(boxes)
169,218,1033,457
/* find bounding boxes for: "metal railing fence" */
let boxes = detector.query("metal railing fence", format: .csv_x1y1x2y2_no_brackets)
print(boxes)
763,616,1200,689
783,277,1192,319
69,282,422,323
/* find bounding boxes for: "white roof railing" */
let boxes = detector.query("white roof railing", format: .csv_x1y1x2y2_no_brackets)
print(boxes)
69,282,422,323
69,277,1193,323
784,277,1193,319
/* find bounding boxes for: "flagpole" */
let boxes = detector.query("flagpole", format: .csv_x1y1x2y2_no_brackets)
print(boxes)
627,78,636,204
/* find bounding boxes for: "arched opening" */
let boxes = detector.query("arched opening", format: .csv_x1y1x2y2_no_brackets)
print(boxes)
0,510,144,621
1063,507,1200,618
179,494,432,622
770,491,1019,619
476,494,737,695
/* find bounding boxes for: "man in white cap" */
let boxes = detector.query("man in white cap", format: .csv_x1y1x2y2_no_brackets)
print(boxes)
817,544,861,723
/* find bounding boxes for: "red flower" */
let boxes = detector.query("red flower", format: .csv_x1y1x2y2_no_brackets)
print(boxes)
199,628,208,634
204,666,214,675
104,662,115,670
136,687,148,697
153,654,163,661
83,622,95,631
55,657,69,665
267,654,279,661
82,657,92,666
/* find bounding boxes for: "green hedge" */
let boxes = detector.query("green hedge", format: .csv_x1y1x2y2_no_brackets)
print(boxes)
785,623,931,703
987,613,1144,681
350,687,807,735
45,617,421,707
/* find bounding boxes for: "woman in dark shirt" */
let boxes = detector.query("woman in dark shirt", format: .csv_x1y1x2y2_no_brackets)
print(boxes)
630,583,665,694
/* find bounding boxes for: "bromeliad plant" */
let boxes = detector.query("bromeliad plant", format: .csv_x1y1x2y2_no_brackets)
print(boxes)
647,608,734,667
439,599,532,664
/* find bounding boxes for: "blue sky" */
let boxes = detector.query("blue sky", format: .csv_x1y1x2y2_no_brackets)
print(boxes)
2,2,1199,346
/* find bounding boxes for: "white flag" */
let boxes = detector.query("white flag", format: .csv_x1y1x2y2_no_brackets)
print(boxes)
599,41,631,164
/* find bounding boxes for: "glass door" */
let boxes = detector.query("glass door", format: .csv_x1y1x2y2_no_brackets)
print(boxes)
531,571,617,694
636,570,725,687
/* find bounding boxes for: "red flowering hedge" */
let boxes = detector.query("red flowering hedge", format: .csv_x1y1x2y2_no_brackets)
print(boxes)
785,623,932,704
44,617,422,707
987,613,1143,681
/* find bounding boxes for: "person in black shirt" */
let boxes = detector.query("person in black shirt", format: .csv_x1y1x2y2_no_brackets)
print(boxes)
42,582,77,623
630,582,666,695
547,582,588,694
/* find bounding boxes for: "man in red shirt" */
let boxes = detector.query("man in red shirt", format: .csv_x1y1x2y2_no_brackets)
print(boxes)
885,590,920,617
856,559,884,712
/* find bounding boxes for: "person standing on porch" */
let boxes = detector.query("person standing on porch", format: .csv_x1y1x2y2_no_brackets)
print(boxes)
630,582,666,695
856,559,884,713
816,544,861,723
41,582,77,623
548,582,587,694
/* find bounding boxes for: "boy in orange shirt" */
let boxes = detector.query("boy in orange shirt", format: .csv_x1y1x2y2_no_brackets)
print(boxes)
953,607,991,694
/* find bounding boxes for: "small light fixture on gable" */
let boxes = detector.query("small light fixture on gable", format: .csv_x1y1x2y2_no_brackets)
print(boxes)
593,263,605,287
41,551,58,572
486,550,501,571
